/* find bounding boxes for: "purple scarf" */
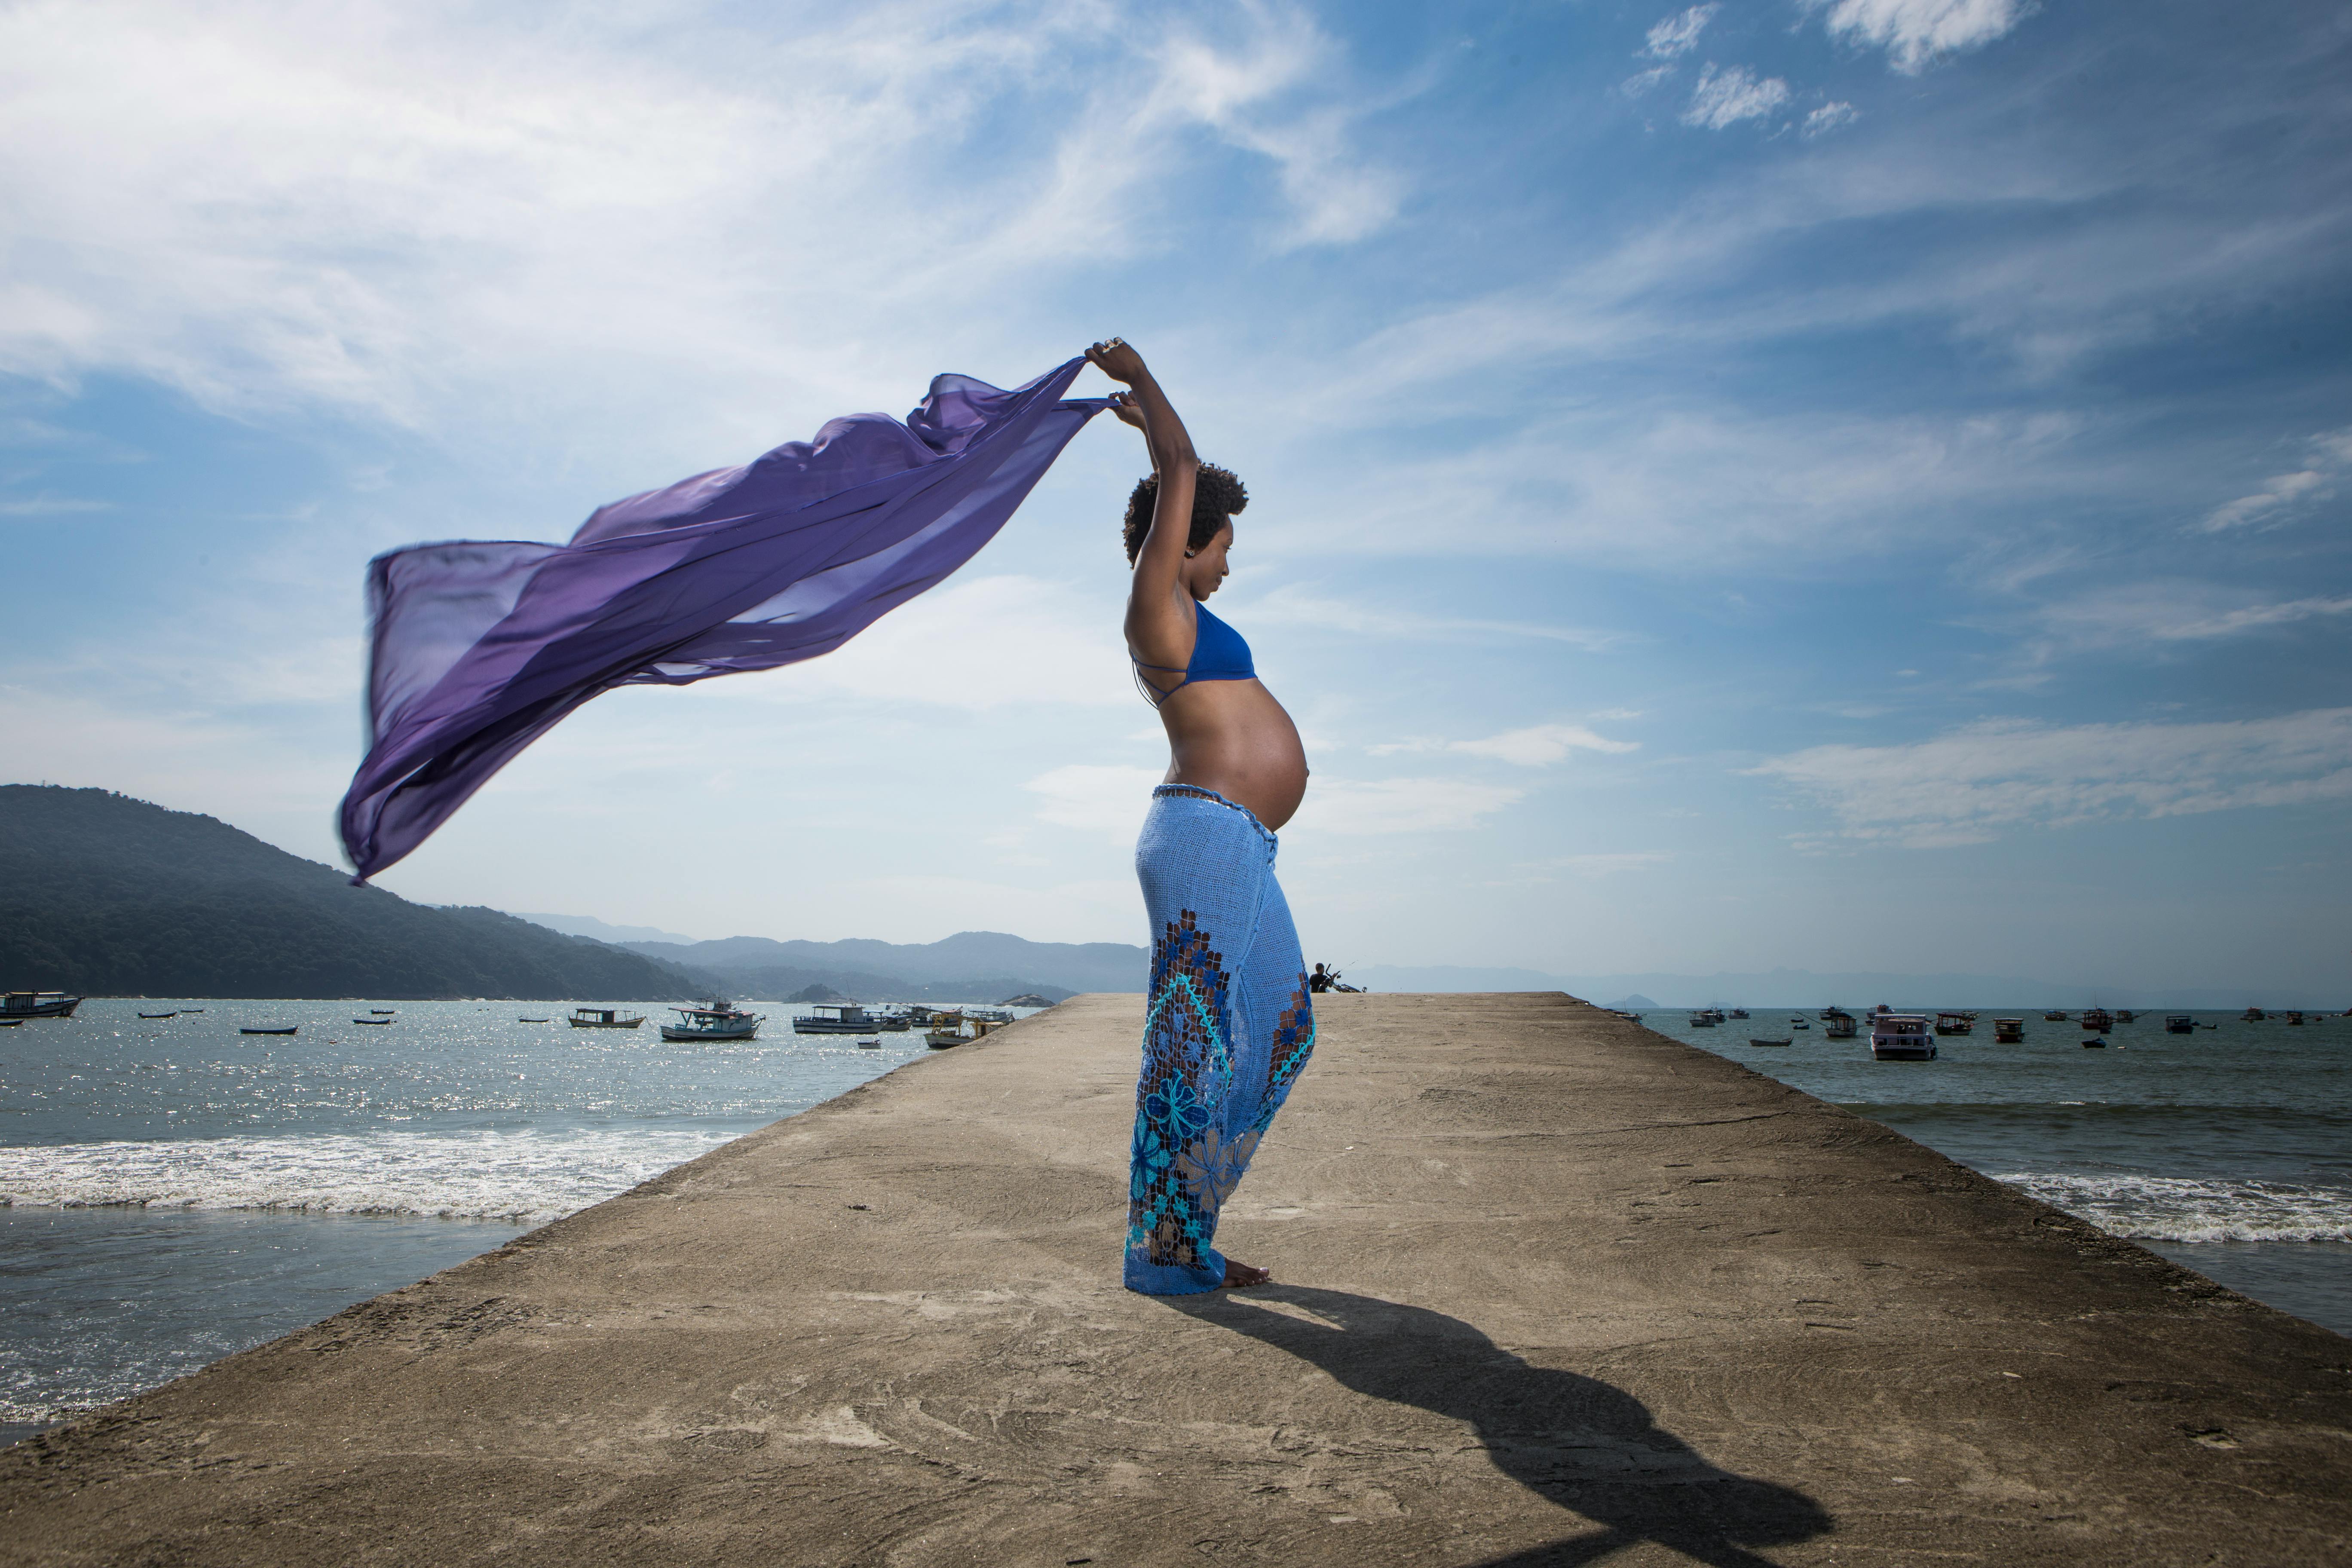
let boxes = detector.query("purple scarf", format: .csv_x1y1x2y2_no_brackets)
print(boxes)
339,358,1109,881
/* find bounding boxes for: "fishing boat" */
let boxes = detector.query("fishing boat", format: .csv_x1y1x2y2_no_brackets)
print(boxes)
1788,1016,1809,1029
794,1003,883,1035
1993,1018,2024,1042
2165,1014,2196,1034
964,1007,1015,1024
369,1008,396,1015
569,1007,645,1029
856,1038,882,1050
138,1011,178,1020
2080,1007,2114,1032
1687,1008,1723,1029
1728,1008,1749,1019
3,991,82,1019
182,1008,204,1014
2082,1037,2107,1048
2283,1010,2306,1026
1748,1037,1792,1047
1869,1012,1936,1062
2241,1007,2266,1022
1935,1012,1973,1036
661,999,763,1042
240,1026,297,1035
925,1011,984,1048
2114,1010,2135,1024
518,1016,551,1023
1823,1008,1857,1039
2044,1010,2069,1022
351,1017,393,1026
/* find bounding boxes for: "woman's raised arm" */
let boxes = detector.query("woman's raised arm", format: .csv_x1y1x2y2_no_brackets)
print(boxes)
1087,339,1200,661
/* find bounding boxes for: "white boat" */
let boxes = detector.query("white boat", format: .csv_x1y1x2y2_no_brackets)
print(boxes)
1870,1011,1937,1061
1823,1007,1857,1039
569,1007,645,1029
794,1003,882,1035
661,999,763,1042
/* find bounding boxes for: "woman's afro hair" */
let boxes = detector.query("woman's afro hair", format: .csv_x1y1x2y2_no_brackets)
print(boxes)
1122,464,1247,564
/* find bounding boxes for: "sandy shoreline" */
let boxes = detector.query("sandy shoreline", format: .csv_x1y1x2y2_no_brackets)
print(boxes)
3,992,2346,1565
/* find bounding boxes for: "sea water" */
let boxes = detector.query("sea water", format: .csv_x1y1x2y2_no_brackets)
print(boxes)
0,998,1023,1446
1650,1009,2352,1336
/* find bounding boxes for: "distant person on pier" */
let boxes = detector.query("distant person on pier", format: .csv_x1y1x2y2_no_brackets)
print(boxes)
1089,336,1316,1295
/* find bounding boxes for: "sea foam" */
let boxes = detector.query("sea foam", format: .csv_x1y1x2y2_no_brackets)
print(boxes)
0,1128,735,1225
1995,1170,2352,1245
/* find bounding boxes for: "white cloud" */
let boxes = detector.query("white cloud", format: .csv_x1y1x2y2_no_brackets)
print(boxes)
1244,585,1623,649
1752,709,2352,848
2202,427,2352,531
1642,5,1719,61
1023,764,1167,838
2027,582,2352,657
1551,852,1672,876
1805,0,2033,74
0,0,1397,444
1620,64,1676,98
1372,723,1640,766
1683,64,1790,131
764,575,1134,711
1292,777,1525,835
0,493,109,515
1803,101,1859,137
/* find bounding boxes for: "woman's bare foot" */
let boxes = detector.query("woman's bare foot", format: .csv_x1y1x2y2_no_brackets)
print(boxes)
1221,1259,1271,1288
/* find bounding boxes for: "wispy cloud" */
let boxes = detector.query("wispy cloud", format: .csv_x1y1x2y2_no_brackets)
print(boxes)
0,493,109,515
2025,582,2352,659
1293,777,1525,835
1642,5,1719,61
1752,708,2352,848
1372,722,1639,766
1804,0,2036,74
1683,64,1790,130
1803,101,1859,137
2201,427,2352,532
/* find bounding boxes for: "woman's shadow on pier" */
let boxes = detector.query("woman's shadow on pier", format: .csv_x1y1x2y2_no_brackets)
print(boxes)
1167,1286,1830,1568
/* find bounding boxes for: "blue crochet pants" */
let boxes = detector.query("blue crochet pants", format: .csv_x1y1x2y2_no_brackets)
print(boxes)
1125,785,1317,1294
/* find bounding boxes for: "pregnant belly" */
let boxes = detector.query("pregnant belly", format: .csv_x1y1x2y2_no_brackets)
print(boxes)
1161,680,1309,830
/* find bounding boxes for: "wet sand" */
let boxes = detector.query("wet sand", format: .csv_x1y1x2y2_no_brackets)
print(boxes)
3,992,2346,1565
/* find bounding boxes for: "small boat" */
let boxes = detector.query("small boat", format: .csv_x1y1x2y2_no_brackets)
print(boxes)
2242,1007,2265,1022
1728,1008,1749,1019
0,1018,21,1027
1935,1012,1974,1036
518,1016,551,1023
856,1038,882,1050
1790,1017,1809,1029
1993,1018,2024,1042
3,991,83,1019
1823,1007,1857,1039
2082,1037,2107,1049
183,1008,204,1013
240,1026,297,1035
2165,1014,2196,1034
661,999,763,1042
963,1007,1015,1024
138,1011,178,1020
1870,1013,1936,1062
569,1007,645,1029
1749,1037,1792,1047
2080,1008,2114,1032
368,1008,396,1015
2044,1010,2069,1021
1687,1008,1723,1029
351,1017,393,1026
925,1012,998,1048
2114,1010,2135,1024
2283,1011,2306,1026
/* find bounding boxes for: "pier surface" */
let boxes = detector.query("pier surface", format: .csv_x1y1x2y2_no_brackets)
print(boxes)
4,992,2347,1566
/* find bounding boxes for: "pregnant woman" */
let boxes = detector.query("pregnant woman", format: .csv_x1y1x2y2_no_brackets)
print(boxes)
1087,337,1317,1294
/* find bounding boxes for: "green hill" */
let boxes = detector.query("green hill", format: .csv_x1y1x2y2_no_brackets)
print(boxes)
0,785,706,1001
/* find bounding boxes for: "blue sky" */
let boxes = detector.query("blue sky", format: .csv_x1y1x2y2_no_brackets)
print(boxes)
4,0,2348,993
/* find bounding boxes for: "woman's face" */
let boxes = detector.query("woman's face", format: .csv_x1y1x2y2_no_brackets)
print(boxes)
1188,523,1234,600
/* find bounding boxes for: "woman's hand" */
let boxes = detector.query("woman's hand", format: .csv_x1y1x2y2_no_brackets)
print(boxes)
1087,337,1149,385
1109,390,1147,430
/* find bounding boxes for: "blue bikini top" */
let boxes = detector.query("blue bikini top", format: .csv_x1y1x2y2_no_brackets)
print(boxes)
1133,602,1255,707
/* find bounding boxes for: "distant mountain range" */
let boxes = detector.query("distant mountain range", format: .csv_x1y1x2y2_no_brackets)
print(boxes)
0,786,705,1001
509,925,1148,1006
1353,964,2339,1011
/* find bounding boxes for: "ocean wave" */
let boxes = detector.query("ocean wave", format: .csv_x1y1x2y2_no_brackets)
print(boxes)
1994,1170,2352,1244
0,1128,736,1224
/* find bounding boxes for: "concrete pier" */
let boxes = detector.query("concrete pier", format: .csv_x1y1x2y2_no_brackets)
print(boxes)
3,992,2347,1565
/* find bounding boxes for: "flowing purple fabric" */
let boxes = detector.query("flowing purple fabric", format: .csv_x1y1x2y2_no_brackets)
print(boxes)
339,358,1110,881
